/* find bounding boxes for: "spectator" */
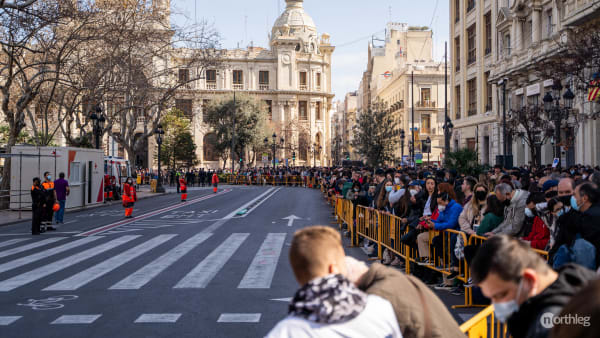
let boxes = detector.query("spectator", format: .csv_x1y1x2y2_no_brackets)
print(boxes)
459,183,488,236
266,226,401,338
487,183,530,237
521,193,550,250
53,172,70,225
471,235,596,338
345,257,464,338
476,195,504,236
460,176,476,206
573,182,600,266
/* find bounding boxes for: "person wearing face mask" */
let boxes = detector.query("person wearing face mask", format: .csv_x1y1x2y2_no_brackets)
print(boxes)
459,183,487,237
122,177,137,219
520,193,550,250
41,171,57,231
471,235,596,338
485,183,530,237
30,177,45,235
573,182,600,268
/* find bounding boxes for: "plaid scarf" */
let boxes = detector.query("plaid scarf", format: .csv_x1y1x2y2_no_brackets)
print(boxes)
289,274,367,324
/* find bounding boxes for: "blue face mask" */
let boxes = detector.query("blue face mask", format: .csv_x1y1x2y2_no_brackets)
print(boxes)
524,208,534,218
571,196,581,211
385,186,393,193
494,279,524,323
556,207,571,218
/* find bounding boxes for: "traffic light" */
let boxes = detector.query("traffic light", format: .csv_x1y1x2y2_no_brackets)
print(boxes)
292,152,296,160
239,158,243,163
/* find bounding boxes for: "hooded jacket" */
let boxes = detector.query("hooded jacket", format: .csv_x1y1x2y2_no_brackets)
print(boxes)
506,263,596,338
357,263,464,338
492,189,530,236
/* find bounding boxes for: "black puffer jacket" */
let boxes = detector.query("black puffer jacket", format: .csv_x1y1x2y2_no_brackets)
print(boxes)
506,264,596,338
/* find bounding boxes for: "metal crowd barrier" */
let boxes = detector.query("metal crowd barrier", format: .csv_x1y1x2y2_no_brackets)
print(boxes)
459,305,509,338
225,174,321,188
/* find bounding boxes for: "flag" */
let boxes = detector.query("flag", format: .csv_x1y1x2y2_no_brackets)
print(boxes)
588,80,600,102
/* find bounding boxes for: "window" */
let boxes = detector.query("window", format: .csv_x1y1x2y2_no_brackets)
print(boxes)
454,36,461,71
206,70,216,89
176,99,193,118
299,132,309,161
316,73,322,90
455,85,461,119
69,162,81,183
316,102,322,121
528,94,539,107
421,114,431,134
202,99,210,122
232,70,243,89
454,0,460,22
259,71,269,90
485,13,492,55
265,100,273,120
467,78,477,116
466,0,475,13
467,138,476,151
485,72,492,111
178,69,189,84
299,72,308,91
299,101,308,120
467,24,476,65
546,10,553,37
505,34,511,56
523,20,532,47
420,88,431,106
203,133,219,161
517,95,524,109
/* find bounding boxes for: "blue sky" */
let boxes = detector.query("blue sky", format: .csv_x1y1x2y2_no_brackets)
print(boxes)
171,0,449,101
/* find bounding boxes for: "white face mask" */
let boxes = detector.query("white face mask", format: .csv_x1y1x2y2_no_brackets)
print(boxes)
394,177,401,185
409,189,418,197
494,279,527,323
438,205,446,212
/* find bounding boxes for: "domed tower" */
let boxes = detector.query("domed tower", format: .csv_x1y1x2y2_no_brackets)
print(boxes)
271,0,319,54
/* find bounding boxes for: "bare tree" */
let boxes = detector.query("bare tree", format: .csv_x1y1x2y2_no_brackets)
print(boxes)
506,105,554,168
0,0,36,10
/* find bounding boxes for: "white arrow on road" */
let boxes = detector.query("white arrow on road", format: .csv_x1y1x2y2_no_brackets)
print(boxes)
282,215,301,227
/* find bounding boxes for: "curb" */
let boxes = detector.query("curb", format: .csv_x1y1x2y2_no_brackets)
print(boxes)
0,192,171,227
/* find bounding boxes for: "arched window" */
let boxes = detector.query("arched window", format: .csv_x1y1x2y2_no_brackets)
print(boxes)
299,132,309,161
203,133,219,161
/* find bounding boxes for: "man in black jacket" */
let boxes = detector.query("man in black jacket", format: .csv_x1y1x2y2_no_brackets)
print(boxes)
30,178,45,235
471,235,596,338
574,183,600,267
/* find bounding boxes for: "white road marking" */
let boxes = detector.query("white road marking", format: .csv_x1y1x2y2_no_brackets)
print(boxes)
237,188,281,218
174,233,249,288
217,313,261,323
0,238,29,249
51,314,101,324
238,233,286,289
44,235,176,291
0,236,101,274
0,316,21,325
134,313,182,323
110,233,213,290
270,297,292,302
0,237,65,258
0,235,139,292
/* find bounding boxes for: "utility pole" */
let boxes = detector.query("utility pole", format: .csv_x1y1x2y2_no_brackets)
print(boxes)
444,42,450,157
411,71,415,167
231,91,236,175
502,79,507,168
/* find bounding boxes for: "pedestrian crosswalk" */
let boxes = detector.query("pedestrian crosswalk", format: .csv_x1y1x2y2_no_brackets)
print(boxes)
0,232,287,293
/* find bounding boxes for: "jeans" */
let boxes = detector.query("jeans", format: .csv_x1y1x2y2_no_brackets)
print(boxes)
55,200,66,223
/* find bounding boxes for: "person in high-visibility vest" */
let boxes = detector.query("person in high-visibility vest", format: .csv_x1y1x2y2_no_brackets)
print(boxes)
180,177,187,202
41,172,57,231
122,178,137,218
212,172,219,193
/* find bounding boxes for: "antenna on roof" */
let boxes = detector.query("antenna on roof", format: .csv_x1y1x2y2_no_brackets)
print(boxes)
388,5,392,23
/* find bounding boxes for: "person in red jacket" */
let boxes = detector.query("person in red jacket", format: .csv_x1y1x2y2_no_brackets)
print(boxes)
212,172,219,193
180,177,187,202
122,178,137,218
521,192,550,250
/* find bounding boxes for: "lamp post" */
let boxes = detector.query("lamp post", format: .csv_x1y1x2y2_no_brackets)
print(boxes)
89,105,106,150
155,125,165,193
400,129,405,165
543,80,574,171
425,136,431,166
443,116,454,164
312,143,322,168
408,140,414,167
264,133,284,169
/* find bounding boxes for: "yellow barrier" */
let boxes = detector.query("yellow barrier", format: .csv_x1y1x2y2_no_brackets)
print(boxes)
459,305,509,338
355,206,381,259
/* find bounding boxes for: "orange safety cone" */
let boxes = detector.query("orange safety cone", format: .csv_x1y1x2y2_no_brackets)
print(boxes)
213,187,218,193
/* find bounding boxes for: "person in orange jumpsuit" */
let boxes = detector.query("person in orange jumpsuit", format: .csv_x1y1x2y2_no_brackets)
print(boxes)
122,178,137,218
180,177,187,202
212,172,219,193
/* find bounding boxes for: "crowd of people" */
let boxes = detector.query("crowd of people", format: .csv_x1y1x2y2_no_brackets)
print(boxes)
265,163,600,338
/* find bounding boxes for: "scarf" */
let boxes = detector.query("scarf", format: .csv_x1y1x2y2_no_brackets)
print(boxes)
288,274,367,324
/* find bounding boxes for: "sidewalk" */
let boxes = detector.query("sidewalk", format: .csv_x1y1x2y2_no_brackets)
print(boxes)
0,185,167,227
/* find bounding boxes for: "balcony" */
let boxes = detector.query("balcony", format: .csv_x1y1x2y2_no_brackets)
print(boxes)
316,85,321,92
416,100,436,108
206,82,217,90
232,83,244,90
259,84,269,91
299,84,308,91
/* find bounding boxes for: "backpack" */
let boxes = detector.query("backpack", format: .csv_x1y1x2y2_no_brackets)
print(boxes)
552,236,596,270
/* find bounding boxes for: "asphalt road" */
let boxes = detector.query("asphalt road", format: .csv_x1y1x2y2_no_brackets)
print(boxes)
0,186,478,337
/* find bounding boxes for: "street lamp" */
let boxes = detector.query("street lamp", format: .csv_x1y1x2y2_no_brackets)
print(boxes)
543,80,575,170
264,133,284,169
312,143,322,168
400,129,405,166
90,105,106,150
155,125,165,193
425,136,431,166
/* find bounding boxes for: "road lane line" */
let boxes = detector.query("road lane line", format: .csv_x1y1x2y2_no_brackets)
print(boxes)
44,235,176,291
174,233,249,288
217,313,261,323
201,188,275,233
77,189,232,236
0,237,65,259
238,233,286,289
51,315,101,324
134,314,181,323
0,235,140,292
238,188,281,218
0,238,29,249
0,316,21,325
0,236,101,274
110,233,212,290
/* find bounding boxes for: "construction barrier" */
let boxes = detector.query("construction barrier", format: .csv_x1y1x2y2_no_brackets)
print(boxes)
459,305,509,338
224,174,322,188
